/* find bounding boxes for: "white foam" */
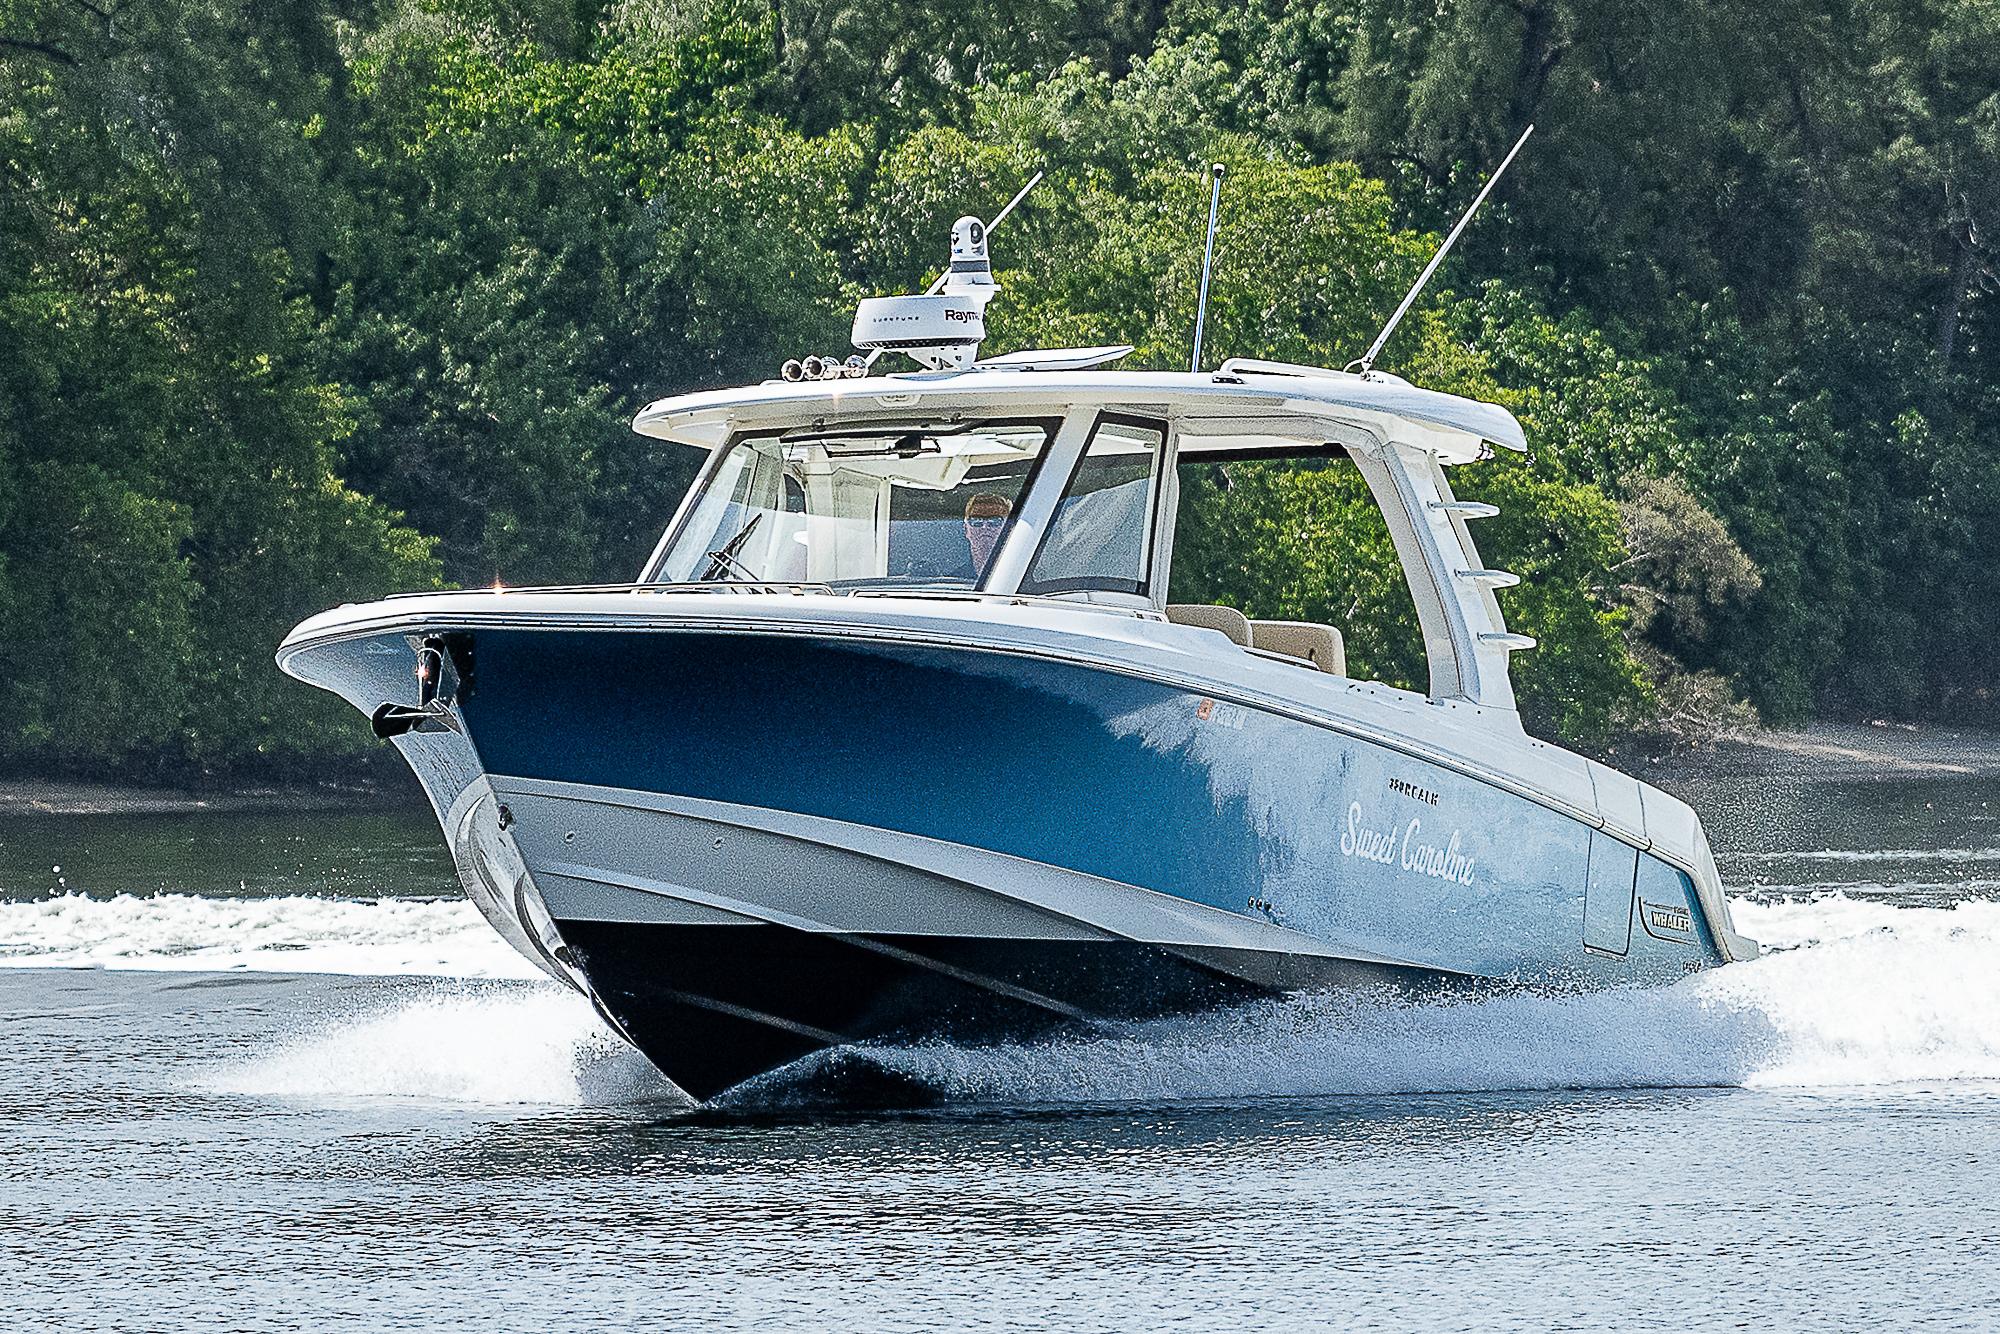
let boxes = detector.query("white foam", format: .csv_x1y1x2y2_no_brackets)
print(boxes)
26,890,2000,1107
854,894,2000,1102
1732,846,2000,864
0,892,538,979
1727,879,2000,898
202,983,682,1107
1728,892,2000,950
1703,896,2000,1087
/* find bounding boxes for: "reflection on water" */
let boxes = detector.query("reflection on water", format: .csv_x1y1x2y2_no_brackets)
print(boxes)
0,803,455,903
2,741,1999,1329
1658,766,2000,905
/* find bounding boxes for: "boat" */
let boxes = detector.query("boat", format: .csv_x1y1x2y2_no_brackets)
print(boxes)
278,187,1757,1102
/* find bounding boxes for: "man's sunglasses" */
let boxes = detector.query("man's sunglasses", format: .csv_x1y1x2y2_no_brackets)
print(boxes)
966,516,1007,531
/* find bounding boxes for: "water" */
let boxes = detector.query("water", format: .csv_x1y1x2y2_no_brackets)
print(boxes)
3,744,1999,1331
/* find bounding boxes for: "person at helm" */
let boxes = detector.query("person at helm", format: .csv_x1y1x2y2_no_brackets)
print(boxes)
961,492,1012,579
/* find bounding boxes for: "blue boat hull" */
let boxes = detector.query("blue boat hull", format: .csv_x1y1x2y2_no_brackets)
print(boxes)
286,623,1725,1100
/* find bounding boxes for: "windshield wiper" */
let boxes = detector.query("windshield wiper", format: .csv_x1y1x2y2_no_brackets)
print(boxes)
700,512,764,581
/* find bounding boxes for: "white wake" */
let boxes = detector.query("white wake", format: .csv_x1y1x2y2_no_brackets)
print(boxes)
200,984,680,1107
10,890,2000,1106
0,892,537,979
861,896,2000,1101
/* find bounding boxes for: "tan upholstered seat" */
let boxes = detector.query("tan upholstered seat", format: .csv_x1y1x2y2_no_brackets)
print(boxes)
1250,620,1346,675
1165,603,1252,646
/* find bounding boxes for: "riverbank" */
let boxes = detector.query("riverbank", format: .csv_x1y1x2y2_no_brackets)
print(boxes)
1632,720,2000,781
0,769,423,818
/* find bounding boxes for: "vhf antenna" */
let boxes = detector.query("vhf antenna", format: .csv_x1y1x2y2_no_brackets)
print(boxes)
1353,123,1534,376
1190,162,1225,372
862,169,1044,370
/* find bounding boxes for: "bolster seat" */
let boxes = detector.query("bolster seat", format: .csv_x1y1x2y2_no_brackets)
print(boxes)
1165,603,1253,646
1249,619,1346,675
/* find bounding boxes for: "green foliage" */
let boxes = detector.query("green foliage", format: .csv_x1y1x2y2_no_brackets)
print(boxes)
0,462,200,762
0,1,441,776
754,0,1165,136
1610,476,1763,744
1441,283,1694,484
3,0,1996,776
323,2,863,584
1462,461,1649,744
1617,476,1762,648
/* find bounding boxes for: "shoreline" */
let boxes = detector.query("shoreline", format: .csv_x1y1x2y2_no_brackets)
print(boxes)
1633,720,2000,781
4,720,1994,818
0,771,423,818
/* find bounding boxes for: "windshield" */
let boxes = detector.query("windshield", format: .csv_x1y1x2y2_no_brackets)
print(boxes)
1021,417,1164,596
652,420,1055,588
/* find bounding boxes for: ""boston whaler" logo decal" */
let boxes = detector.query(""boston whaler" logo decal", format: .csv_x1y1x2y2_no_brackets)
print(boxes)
1642,901,1693,938
1340,801,1478,886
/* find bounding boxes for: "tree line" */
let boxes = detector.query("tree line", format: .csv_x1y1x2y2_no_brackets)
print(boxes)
1,0,1994,776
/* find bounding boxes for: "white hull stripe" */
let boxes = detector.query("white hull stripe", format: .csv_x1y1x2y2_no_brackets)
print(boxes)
491,775,1423,967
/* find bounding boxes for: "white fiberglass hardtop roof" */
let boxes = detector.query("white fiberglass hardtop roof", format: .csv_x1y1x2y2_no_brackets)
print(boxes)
632,362,1527,465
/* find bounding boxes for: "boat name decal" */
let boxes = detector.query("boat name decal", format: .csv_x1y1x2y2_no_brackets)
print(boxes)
1387,777,1440,807
1340,802,1477,886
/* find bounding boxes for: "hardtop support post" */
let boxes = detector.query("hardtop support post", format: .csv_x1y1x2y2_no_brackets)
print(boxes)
1345,438,1527,718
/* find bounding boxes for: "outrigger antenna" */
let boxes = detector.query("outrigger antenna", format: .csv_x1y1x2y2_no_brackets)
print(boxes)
1353,123,1534,376
1190,163,1226,373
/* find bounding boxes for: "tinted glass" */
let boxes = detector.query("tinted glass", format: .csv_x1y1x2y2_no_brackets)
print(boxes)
654,421,1053,587
1020,417,1165,596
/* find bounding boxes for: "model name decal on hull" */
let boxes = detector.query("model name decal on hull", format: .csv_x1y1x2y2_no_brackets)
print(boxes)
1341,802,1477,886
1387,777,1440,807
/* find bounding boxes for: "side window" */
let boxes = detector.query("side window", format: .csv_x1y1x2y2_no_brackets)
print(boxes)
1168,455,1428,691
1020,417,1165,596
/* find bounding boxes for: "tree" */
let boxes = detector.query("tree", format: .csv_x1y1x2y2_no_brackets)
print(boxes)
321,4,863,584
0,0,441,776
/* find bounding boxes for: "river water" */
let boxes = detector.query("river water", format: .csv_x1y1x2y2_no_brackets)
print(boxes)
2,741,1998,1331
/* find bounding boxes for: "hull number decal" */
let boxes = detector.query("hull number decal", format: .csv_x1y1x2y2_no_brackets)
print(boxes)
1194,697,1248,730
1341,802,1478,887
